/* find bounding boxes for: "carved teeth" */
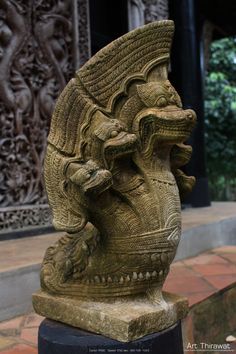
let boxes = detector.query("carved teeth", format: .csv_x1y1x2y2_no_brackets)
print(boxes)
65,259,72,270
151,254,158,261
152,271,157,278
73,273,80,280
82,242,89,252
94,276,100,283
119,276,124,284
126,275,131,282
161,253,168,263
73,268,78,274
138,272,143,280
85,271,164,285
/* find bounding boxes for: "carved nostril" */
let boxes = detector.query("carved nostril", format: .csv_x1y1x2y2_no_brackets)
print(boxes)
187,113,193,120
186,110,196,122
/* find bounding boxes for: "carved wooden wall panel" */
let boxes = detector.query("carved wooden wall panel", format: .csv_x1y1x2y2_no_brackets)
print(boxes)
143,0,169,23
0,0,90,233
128,0,168,30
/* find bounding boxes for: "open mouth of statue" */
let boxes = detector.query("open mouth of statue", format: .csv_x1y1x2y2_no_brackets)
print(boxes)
134,108,196,149
103,131,137,168
84,170,112,195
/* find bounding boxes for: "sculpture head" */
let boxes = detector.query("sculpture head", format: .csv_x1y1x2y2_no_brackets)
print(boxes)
133,80,196,156
84,111,138,170
67,160,112,196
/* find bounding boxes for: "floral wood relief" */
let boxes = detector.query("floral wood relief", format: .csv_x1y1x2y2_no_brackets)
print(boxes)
0,0,90,231
143,0,168,23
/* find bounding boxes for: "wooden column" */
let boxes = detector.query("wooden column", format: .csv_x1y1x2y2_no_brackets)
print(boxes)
169,0,211,207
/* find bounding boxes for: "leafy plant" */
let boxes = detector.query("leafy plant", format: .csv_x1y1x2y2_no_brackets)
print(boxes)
205,37,236,200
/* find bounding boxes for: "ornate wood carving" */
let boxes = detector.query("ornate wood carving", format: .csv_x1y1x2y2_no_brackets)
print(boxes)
77,0,91,66
143,0,169,23
128,0,145,30
0,204,51,231
0,0,90,234
128,0,169,30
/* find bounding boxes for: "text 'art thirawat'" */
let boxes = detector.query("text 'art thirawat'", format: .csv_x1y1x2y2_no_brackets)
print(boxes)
33,20,196,342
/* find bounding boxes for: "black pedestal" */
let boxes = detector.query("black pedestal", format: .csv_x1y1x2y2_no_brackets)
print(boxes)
38,319,184,354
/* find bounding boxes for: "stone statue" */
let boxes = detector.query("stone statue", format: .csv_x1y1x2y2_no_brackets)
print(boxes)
33,20,196,342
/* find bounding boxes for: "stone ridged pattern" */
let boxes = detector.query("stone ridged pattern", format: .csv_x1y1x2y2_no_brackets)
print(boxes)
78,21,174,109
33,20,196,340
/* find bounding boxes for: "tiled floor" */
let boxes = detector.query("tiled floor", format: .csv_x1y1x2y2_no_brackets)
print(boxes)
164,245,236,306
0,313,41,353
0,245,235,353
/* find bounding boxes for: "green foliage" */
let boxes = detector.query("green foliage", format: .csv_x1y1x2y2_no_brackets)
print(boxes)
205,37,236,200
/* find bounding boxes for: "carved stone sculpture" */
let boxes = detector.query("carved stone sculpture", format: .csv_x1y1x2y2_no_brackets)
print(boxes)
33,20,196,342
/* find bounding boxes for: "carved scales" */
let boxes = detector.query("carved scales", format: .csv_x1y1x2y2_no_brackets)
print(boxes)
35,20,196,301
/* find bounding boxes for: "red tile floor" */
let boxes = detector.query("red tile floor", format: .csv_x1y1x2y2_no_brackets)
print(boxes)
0,245,235,353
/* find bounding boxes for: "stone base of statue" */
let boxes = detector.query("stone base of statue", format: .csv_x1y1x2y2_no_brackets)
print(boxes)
38,318,184,354
33,291,188,342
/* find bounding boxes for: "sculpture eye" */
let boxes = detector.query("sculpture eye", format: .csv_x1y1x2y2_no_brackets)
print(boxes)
156,96,167,107
110,130,119,138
